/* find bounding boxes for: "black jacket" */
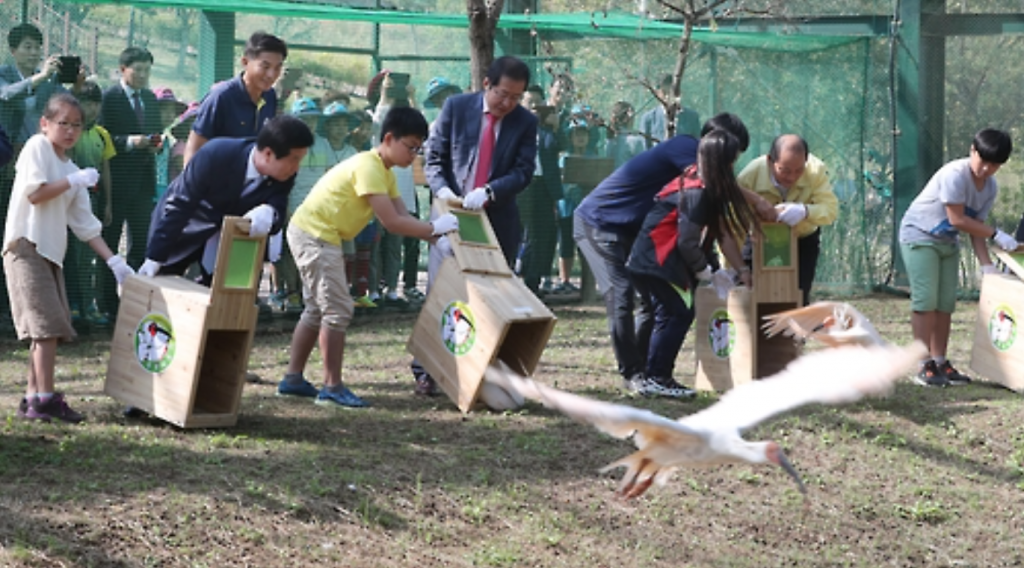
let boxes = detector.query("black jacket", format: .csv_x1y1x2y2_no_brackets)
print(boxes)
626,183,710,290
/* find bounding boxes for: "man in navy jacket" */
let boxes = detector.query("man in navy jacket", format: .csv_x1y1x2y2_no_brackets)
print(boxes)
141,115,313,284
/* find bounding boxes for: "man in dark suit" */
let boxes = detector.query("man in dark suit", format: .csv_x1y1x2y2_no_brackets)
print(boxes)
139,115,313,283
412,55,538,396
98,46,163,316
424,55,537,265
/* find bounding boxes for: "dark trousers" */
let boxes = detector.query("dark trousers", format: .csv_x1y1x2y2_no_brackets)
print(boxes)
97,188,154,314
631,274,695,380
798,229,822,306
519,183,559,292
575,218,653,380
402,235,420,291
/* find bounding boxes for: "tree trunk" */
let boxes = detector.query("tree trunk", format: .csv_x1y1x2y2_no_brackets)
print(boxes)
467,0,504,91
666,15,694,140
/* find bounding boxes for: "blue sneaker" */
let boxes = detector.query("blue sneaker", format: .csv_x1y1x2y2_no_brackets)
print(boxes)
277,376,319,398
315,386,370,408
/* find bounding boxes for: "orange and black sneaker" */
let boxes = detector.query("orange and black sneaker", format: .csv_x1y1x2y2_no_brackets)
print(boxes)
914,360,949,388
938,360,972,385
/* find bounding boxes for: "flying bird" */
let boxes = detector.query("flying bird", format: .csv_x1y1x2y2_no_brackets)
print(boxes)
499,341,927,499
762,301,886,347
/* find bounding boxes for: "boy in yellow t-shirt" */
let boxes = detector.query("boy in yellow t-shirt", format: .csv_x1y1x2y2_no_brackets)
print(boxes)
278,107,458,408
66,81,116,325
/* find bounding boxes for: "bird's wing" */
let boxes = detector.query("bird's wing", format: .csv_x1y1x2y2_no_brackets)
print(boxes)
761,301,882,347
682,341,927,433
498,367,705,448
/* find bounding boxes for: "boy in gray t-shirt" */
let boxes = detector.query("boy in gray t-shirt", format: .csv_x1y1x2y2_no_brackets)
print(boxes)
898,128,1016,387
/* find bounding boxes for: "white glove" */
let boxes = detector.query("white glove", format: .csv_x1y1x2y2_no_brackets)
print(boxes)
981,264,999,275
695,266,713,282
106,255,135,284
243,204,276,237
992,229,1018,252
436,186,457,201
775,203,807,226
138,258,162,277
711,268,737,300
67,168,99,191
462,186,490,210
431,213,459,236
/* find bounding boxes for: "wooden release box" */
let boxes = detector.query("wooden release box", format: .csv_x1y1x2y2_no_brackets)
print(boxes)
104,217,266,428
694,223,801,391
408,201,556,412
970,249,1024,392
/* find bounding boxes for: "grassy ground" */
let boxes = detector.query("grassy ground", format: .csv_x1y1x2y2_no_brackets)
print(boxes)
1,295,1023,567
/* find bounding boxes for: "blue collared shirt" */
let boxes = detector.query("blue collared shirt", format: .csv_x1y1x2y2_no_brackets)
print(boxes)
192,73,277,140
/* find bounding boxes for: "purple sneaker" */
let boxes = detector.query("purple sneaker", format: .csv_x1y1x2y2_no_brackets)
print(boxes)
25,393,85,423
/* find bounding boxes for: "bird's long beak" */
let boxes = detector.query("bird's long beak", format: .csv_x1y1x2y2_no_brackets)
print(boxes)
776,451,807,496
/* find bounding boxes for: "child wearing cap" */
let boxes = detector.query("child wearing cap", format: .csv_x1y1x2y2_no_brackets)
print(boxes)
66,81,116,325
152,87,186,202
552,118,595,294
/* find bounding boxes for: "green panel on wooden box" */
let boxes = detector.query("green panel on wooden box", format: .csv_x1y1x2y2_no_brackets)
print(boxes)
224,239,259,289
761,224,792,268
453,211,492,245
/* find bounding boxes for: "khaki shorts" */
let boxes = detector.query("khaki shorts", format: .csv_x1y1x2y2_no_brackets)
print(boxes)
287,224,354,331
3,237,76,342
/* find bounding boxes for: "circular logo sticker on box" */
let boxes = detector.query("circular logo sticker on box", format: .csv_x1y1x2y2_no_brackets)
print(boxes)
709,308,735,359
135,313,176,373
989,304,1017,352
441,301,476,356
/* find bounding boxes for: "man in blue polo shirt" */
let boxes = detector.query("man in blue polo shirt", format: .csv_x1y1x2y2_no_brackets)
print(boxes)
184,31,287,164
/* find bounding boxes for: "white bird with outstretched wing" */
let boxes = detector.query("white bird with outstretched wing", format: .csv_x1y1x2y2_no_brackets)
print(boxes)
762,301,886,347
496,340,927,499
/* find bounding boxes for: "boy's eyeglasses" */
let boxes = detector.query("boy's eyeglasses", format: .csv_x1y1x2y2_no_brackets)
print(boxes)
399,139,423,155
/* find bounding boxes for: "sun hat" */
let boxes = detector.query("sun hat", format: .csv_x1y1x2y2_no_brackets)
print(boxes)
423,76,461,109
290,97,321,117
152,87,187,114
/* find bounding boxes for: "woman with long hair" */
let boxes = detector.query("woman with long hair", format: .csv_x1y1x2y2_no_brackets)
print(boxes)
625,128,759,397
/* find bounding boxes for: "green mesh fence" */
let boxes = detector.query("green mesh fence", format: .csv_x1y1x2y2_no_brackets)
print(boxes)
8,2,1024,333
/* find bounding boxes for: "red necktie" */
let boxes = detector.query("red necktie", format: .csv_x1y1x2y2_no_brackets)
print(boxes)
473,112,495,189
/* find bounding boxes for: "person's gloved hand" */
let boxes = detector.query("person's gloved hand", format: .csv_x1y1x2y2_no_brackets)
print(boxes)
243,204,276,237
106,255,135,284
436,186,457,201
67,168,99,191
138,258,162,277
711,268,737,300
981,264,1000,275
431,213,459,236
695,266,713,282
992,229,1018,251
462,186,490,210
775,203,807,226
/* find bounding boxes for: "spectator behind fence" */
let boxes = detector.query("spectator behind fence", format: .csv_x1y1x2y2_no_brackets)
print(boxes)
899,128,1015,388
98,46,162,320
517,85,563,296
4,93,134,423
151,87,187,202
638,74,701,148
184,31,287,164
604,101,645,169
66,81,115,326
737,134,838,306
278,107,458,408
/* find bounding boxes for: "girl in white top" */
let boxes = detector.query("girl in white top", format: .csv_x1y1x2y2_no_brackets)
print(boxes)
2,93,135,423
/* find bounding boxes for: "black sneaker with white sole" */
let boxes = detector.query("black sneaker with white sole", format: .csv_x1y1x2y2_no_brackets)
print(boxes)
914,360,949,387
637,376,696,399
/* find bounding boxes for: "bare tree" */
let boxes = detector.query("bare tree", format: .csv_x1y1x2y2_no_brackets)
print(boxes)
651,0,779,138
467,0,505,91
